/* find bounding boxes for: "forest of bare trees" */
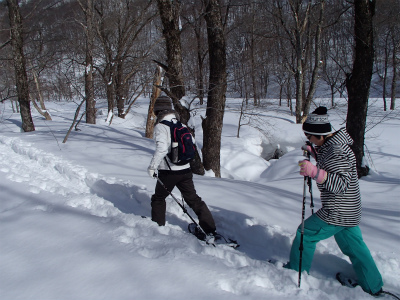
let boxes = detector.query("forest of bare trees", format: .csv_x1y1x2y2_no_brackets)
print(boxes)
0,0,399,176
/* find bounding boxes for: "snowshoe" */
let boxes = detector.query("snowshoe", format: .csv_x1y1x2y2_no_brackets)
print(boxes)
336,273,400,299
336,272,358,288
188,223,239,248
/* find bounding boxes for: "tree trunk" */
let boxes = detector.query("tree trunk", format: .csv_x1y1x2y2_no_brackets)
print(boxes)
346,0,375,178
31,97,52,121
7,0,35,132
156,0,190,124
390,35,397,110
195,30,205,105
146,66,163,139
156,1,204,175
382,52,388,111
31,67,52,120
202,0,227,178
294,40,304,124
115,61,125,118
156,0,185,101
78,0,96,124
303,1,325,122
106,69,115,115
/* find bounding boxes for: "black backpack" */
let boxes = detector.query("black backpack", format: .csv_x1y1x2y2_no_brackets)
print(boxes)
160,120,196,165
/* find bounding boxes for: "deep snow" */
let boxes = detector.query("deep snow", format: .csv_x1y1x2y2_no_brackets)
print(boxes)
0,98,399,300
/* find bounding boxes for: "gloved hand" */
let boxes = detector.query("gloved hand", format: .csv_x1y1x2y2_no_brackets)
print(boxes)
298,160,327,184
147,167,156,178
301,144,316,159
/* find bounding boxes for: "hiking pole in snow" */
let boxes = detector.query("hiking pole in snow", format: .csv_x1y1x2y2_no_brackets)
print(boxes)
153,173,208,239
298,147,311,288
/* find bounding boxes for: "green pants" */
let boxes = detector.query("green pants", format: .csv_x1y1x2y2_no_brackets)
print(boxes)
287,214,383,294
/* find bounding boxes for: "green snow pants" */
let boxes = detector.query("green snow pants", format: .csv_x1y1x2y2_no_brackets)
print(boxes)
287,214,383,294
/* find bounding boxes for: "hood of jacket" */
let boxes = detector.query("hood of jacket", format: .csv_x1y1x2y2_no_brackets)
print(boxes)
322,127,353,149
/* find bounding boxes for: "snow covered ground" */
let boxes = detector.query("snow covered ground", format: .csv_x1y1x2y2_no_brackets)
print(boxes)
0,98,399,300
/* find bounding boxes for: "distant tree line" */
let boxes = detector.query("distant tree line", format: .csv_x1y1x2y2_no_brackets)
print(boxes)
0,0,398,177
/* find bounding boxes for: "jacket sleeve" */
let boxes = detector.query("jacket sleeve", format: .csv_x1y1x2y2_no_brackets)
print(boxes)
318,145,352,195
148,124,170,170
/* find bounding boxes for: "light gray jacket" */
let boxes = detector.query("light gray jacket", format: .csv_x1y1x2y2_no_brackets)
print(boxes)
148,112,191,171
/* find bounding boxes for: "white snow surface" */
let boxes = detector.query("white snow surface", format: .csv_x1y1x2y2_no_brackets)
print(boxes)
0,98,399,300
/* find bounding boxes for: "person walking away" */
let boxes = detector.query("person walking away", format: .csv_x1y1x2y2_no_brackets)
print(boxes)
285,106,384,296
147,95,217,237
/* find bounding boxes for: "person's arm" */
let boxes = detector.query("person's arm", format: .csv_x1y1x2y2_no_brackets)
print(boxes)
319,145,353,194
148,124,170,173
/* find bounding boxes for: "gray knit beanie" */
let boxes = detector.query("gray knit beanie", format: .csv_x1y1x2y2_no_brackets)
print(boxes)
154,95,173,113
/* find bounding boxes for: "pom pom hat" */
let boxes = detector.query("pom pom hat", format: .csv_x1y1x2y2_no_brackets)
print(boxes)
154,95,173,113
302,106,332,135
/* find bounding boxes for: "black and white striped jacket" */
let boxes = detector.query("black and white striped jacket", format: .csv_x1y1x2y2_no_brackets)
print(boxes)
315,128,362,227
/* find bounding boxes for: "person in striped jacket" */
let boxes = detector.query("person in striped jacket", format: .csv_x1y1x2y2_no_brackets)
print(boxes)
285,106,383,296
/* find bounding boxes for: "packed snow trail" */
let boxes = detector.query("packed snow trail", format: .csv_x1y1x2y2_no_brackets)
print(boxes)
1,134,399,300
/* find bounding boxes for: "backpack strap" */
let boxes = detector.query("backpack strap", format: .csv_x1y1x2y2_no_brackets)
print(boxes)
160,120,172,126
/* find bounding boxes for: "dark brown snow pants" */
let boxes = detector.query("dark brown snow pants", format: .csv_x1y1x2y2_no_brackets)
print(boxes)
151,169,216,234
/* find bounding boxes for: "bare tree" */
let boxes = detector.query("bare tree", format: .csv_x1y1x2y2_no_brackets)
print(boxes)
346,0,376,177
156,0,190,122
181,1,208,105
145,66,163,139
201,0,227,178
6,0,35,132
273,0,326,123
77,0,96,124
156,0,204,175
374,0,400,110
95,0,155,118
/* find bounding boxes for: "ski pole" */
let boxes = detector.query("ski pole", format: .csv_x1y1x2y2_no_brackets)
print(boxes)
298,146,311,288
153,173,207,237
305,141,315,214
308,176,314,214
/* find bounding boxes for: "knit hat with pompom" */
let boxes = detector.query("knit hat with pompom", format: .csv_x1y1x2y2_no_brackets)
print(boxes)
302,106,332,135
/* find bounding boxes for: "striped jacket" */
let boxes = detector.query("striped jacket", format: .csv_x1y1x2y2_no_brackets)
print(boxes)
315,127,362,227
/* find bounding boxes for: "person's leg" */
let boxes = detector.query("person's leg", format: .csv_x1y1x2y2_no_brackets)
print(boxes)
176,172,216,234
334,227,383,294
151,172,176,226
287,214,341,272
